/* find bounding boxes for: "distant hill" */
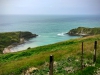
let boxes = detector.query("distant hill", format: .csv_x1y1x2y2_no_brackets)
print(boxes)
0,31,37,53
67,27,100,36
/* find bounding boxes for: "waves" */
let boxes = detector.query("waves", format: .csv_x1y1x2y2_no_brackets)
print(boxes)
57,32,66,36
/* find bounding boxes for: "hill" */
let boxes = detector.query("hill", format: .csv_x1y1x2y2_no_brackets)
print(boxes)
0,31,37,54
0,34,100,75
67,27,100,36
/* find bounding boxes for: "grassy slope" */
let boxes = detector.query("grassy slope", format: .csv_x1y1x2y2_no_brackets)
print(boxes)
0,35,100,75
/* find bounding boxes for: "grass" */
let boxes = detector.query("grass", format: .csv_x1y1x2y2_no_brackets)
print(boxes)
0,35,100,75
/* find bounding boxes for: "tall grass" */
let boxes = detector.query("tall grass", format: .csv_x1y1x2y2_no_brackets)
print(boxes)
0,35,100,75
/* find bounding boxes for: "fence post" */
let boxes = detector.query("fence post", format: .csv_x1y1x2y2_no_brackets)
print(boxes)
49,55,54,75
93,41,97,63
81,42,84,69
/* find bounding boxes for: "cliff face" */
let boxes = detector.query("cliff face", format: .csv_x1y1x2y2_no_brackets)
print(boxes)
67,27,100,36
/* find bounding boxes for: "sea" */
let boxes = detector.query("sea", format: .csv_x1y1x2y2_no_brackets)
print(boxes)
0,15,100,52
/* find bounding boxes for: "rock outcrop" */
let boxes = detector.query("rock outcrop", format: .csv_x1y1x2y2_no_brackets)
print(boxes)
67,27,100,36
19,31,38,40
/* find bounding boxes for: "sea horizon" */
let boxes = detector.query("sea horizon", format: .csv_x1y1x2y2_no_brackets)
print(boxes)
0,15,100,52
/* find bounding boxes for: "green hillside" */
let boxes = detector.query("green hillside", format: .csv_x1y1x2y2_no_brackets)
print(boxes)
0,34,100,75
67,27,100,36
0,32,20,53
0,31,37,53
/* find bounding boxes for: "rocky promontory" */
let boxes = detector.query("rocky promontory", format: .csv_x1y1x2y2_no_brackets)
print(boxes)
0,31,38,54
19,31,38,40
67,27,100,36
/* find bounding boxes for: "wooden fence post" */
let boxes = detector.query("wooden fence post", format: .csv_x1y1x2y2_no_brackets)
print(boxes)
93,41,97,63
81,42,84,69
49,55,54,75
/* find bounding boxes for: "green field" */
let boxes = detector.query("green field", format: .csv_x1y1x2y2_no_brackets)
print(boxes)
0,34,100,75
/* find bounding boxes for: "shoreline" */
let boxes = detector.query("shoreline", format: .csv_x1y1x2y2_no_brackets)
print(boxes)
1,31,38,54
3,38,26,53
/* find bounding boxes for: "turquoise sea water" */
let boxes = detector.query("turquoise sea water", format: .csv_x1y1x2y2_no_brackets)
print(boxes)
0,15,100,52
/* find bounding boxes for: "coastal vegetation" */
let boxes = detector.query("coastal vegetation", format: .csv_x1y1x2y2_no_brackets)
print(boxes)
0,34,100,75
67,27,100,36
0,27,100,75
0,32,19,53
0,31,37,53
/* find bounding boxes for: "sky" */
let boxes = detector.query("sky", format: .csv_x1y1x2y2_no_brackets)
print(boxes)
0,0,100,15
